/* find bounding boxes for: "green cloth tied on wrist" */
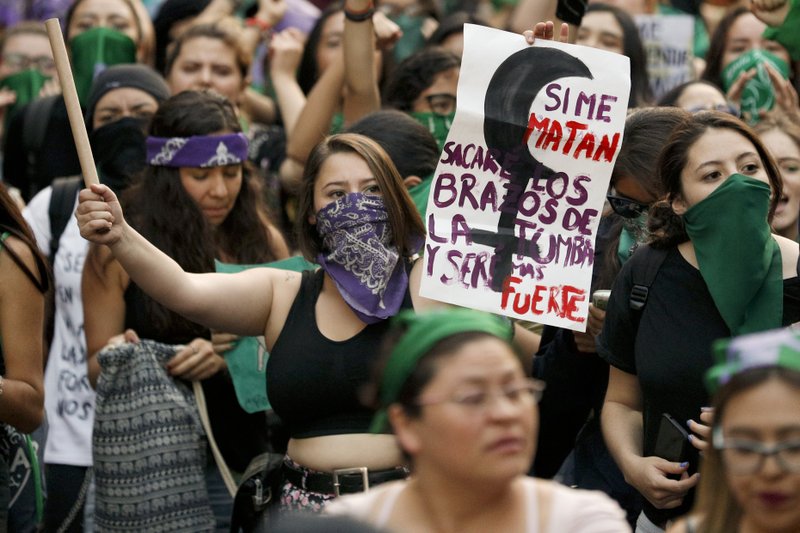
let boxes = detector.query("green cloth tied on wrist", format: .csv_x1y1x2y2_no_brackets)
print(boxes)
369,308,513,433
763,0,800,61
682,173,782,335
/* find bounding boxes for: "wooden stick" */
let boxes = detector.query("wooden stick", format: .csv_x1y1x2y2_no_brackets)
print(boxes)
45,18,99,187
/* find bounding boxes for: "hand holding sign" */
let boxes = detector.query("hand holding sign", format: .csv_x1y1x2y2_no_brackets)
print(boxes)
523,21,570,45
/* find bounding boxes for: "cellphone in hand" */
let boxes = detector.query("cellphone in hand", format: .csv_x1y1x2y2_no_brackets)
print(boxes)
654,413,691,480
592,290,611,310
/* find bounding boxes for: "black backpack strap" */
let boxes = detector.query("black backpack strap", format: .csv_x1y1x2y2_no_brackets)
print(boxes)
0,226,50,294
628,244,669,322
22,95,59,198
47,176,83,264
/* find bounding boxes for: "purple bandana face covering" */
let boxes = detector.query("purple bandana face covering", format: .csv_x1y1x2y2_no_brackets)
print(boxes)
146,133,249,168
315,192,408,324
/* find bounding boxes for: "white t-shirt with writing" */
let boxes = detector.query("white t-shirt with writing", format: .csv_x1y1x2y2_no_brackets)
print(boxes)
24,187,94,466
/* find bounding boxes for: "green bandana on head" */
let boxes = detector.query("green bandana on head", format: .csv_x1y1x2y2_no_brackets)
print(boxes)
0,68,49,127
70,27,137,107
705,327,800,394
409,111,454,152
369,308,513,434
721,49,790,124
682,173,783,335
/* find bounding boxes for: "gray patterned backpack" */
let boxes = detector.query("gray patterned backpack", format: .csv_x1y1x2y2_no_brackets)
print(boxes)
92,340,215,532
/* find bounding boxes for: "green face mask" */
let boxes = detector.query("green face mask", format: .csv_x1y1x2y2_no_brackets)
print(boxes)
409,111,454,152
721,49,790,124
0,69,49,126
69,27,137,107
682,173,783,335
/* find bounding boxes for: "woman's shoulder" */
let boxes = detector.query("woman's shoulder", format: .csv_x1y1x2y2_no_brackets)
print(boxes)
324,480,406,522
0,232,46,292
774,234,800,278
530,479,631,532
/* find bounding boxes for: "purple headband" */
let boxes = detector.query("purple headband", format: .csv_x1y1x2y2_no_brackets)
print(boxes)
146,133,249,168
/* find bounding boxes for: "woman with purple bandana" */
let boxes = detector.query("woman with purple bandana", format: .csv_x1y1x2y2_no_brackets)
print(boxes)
81,90,288,527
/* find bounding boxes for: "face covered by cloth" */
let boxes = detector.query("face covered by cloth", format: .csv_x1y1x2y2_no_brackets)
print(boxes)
70,27,137,106
682,173,783,335
315,192,411,324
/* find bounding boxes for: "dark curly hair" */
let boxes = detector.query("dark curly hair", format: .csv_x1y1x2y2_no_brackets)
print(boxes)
648,111,783,249
122,90,277,335
383,46,460,111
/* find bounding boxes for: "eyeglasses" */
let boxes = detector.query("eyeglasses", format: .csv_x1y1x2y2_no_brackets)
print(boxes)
713,426,800,475
425,93,457,116
1,53,55,73
686,104,739,117
417,378,545,413
606,194,649,219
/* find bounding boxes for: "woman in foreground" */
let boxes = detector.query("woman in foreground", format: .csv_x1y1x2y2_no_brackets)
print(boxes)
327,308,630,532
669,326,800,533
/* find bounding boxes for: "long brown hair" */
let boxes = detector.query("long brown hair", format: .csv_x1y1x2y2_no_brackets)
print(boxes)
122,91,276,335
295,133,426,262
693,367,800,533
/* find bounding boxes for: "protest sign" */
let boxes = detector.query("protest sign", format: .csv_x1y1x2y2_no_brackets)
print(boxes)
420,24,630,331
636,14,695,99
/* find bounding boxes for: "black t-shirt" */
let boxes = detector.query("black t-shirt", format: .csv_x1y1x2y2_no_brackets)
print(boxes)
597,245,800,525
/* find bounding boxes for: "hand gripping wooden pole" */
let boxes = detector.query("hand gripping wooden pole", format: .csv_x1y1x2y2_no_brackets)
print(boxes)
45,18,99,187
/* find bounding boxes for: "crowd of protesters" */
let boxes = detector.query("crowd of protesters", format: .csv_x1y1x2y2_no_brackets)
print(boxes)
1,0,800,531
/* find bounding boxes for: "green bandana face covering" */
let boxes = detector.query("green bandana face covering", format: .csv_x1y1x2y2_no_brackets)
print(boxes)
0,68,49,127
409,111,454,152
682,173,783,335
721,49,790,124
369,309,513,433
70,27,137,107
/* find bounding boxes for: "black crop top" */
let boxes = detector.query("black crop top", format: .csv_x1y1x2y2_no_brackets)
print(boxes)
267,268,413,439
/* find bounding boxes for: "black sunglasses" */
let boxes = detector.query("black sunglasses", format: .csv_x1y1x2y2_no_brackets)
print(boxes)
607,194,648,219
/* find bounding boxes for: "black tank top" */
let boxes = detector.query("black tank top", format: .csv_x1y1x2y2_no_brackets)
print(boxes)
267,268,412,439
124,282,208,345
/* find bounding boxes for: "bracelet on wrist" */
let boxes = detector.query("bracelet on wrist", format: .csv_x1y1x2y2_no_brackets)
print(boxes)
245,16,273,33
344,1,375,22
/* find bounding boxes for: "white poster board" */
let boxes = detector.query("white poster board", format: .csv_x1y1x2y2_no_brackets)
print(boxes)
420,24,630,331
636,14,695,99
